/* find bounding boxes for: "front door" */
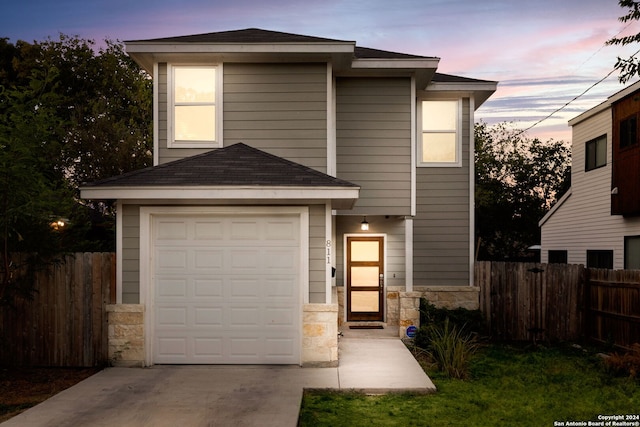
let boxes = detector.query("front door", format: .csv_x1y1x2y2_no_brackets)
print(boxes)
346,236,384,321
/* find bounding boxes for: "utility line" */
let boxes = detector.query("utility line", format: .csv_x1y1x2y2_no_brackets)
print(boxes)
517,21,640,135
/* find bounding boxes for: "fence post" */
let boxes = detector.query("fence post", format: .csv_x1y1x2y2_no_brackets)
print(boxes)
583,267,590,345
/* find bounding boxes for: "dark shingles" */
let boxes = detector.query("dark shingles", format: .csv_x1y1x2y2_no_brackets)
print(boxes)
84,143,359,188
126,28,353,45
354,46,435,60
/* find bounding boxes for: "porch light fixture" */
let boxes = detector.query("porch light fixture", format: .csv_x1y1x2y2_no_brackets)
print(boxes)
361,217,369,231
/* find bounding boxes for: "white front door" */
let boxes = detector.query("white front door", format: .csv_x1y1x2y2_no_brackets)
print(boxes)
151,213,301,364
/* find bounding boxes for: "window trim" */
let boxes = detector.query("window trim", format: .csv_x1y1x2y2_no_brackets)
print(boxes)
167,63,223,149
584,134,606,172
417,98,462,167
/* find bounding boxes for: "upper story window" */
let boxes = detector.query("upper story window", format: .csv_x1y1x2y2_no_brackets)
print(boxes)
620,114,638,149
585,134,606,172
419,100,461,167
169,65,221,148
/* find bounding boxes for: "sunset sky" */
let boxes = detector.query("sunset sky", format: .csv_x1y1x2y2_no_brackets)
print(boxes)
3,0,640,142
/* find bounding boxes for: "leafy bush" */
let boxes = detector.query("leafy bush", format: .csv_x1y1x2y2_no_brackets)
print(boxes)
603,343,640,379
426,319,478,379
419,299,484,335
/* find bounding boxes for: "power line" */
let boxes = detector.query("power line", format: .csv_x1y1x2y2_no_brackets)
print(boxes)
518,47,640,136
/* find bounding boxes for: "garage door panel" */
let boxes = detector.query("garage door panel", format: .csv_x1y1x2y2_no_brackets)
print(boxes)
193,250,224,270
193,221,223,240
194,279,223,297
157,307,187,327
194,307,223,326
265,221,296,240
156,221,188,240
194,338,223,357
156,250,188,270
157,279,188,297
153,213,300,364
230,221,259,239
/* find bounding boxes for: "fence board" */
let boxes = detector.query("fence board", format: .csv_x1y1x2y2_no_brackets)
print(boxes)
0,253,114,367
476,262,640,346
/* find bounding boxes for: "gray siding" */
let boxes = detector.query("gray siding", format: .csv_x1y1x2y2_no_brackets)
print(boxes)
414,98,471,286
224,63,328,171
336,77,412,216
157,62,328,168
122,204,141,303
309,205,327,303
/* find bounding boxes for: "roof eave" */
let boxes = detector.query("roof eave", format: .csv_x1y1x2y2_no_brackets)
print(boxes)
425,81,498,108
80,185,360,210
126,42,356,73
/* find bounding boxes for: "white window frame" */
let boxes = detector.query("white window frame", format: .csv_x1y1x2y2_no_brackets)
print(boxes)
167,64,223,148
418,98,462,167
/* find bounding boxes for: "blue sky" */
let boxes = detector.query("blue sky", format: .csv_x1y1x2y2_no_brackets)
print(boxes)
3,0,640,141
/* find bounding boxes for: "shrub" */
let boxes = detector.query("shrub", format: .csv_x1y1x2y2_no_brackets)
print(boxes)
603,343,640,379
426,319,478,379
419,298,484,335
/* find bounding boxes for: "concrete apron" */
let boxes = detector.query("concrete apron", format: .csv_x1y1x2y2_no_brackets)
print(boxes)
2,330,435,427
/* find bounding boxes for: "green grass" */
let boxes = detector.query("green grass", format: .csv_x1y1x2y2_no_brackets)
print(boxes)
299,344,640,427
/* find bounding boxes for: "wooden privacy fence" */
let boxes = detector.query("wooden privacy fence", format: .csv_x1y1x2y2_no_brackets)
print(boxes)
0,253,115,367
476,261,640,348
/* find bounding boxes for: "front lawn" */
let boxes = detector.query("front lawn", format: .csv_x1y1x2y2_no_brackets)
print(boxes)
299,344,640,427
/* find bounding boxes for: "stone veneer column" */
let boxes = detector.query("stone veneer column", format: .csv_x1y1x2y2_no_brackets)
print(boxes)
106,304,145,367
302,303,338,367
398,292,421,338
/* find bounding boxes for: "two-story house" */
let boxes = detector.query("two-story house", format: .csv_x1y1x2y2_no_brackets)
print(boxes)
540,80,640,269
80,28,497,367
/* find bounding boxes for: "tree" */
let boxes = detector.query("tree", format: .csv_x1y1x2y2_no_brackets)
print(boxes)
0,35,152,304
475,122,571,261
607,0,640,83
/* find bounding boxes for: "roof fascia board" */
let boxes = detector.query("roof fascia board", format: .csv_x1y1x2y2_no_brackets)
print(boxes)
424,82,497,108
351,58,440,70
569,80,640,127
80,186,360,201
538,188,572,227
126,42,355,54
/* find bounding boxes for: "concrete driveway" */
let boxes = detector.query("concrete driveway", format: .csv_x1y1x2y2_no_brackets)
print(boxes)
1,336,435,427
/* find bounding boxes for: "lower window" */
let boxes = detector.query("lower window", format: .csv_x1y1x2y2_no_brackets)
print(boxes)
624,236,640,269
548,250,567,264
586,250,613,269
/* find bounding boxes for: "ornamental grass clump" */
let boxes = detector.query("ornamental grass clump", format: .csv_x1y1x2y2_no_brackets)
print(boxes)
426,318,478,380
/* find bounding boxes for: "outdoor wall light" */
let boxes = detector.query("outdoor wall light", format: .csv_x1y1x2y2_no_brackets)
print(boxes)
361,216,369,231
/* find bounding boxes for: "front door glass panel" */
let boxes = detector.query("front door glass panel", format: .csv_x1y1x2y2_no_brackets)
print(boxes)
346,236,384,321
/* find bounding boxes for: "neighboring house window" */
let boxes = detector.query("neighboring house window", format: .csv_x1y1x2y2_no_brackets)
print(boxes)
624,236,640,269
620,114,638,149
585,135,606,171
586,250,613,269
169,65,221,148
419,100,461,167
548,250,567,264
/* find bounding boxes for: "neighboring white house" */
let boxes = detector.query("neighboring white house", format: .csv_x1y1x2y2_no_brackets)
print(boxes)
540,80,640,269
80,28,497,367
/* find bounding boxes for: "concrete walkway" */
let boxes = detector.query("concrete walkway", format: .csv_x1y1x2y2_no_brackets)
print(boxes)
2,328,435,427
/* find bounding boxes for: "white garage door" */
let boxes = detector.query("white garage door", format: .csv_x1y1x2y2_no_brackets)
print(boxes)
152,213,301,364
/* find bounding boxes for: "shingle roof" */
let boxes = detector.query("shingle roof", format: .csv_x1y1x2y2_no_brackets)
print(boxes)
126,28,352,45
127,28,437,61
431,73,494,84
83,143,359,188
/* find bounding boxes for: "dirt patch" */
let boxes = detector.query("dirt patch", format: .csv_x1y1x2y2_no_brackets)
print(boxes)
0,367,101,422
